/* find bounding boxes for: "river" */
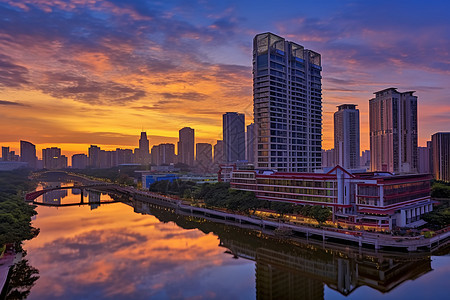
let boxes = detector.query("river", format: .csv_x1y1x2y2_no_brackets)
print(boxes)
19,184,450,300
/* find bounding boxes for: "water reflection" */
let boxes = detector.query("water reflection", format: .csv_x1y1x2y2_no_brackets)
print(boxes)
21,183,448,300
130,198,435,299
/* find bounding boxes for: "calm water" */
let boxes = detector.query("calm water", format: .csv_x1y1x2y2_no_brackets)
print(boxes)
20,185,450,300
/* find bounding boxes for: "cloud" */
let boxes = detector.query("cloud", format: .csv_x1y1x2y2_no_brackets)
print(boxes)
159,92,207,101
0,54,29,87
38,72,146,104
0,100,27,106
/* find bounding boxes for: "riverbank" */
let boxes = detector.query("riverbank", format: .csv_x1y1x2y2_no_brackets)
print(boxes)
108,185,450,253
28,172,450,253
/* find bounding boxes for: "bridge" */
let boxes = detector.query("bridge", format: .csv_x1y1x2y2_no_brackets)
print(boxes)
25,183,115,201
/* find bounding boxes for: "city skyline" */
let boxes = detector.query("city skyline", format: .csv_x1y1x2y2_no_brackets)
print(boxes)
0,1,449,159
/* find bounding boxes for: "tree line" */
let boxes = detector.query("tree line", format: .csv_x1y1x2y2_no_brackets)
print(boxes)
149,180,332,224
0,169,38,247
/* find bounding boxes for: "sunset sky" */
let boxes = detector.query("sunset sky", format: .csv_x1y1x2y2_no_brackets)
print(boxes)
0,0,449,158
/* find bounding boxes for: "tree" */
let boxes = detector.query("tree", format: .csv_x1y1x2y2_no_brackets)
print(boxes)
310,206,332,224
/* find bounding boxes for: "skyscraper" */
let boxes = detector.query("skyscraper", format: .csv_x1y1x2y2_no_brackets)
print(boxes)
20,140,37,169
334,104,360,169
431,132,450,182
178,127,195,166
253,33,322,172
246,123,256,164
369,88,418,173
138,131,150,164
223,112,245,163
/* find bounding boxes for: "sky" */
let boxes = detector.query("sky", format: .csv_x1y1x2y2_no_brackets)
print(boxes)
0,0,449,158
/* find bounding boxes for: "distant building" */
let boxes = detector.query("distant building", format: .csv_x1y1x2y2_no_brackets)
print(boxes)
137,132,150,164
214,140,224,164
321,149,335,168
88,145,101,168
142,174,179,189
72,154,88,169
115,148,134,165
223,112,245,163
20,140,37,169
360,150,371,168
231,166,432,230
151,143,176,166
178,127,195,166
42,147,67,169
417,146,431,174
431,132,450,182
370,88,418,173
334,104,360,169
2,146,9,161
246,123,256,164
196,143,212,172
253,32,322,172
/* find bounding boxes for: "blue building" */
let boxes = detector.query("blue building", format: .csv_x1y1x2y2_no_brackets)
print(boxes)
142,174,179,189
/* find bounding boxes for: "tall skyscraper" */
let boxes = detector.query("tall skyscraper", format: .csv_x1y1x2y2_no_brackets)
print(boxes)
20,140,37,169
214,140,224,164
138,131,150,164
178,127,195,166
431,132,450,182
196,143,212,172
223,112,245,163
334,104,360,169
253,33,322,172
246,123,256,164
369,88,418,173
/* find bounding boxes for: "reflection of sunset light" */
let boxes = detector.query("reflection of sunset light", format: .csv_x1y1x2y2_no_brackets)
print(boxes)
23,187,252,299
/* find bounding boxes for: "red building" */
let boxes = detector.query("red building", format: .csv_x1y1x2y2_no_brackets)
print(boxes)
231,166,432,230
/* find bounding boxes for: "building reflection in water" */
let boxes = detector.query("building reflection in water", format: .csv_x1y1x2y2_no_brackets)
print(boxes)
129,198,432,300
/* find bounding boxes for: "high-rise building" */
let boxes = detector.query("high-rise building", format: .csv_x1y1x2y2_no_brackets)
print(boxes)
88,145,101,168
178,127,195,166
334,104,360,169
253,33,322,172
151,143,176,166
246,123,256,164
214,140,224,164
138,132,150,165
72,154,88,169
431,132,450,182
42,147,67,169
369,88,418,173
417,146,431,174
223,112,245,163
2,146,9,161
196,143,212,172
321,149,335,168
20,140,37,169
